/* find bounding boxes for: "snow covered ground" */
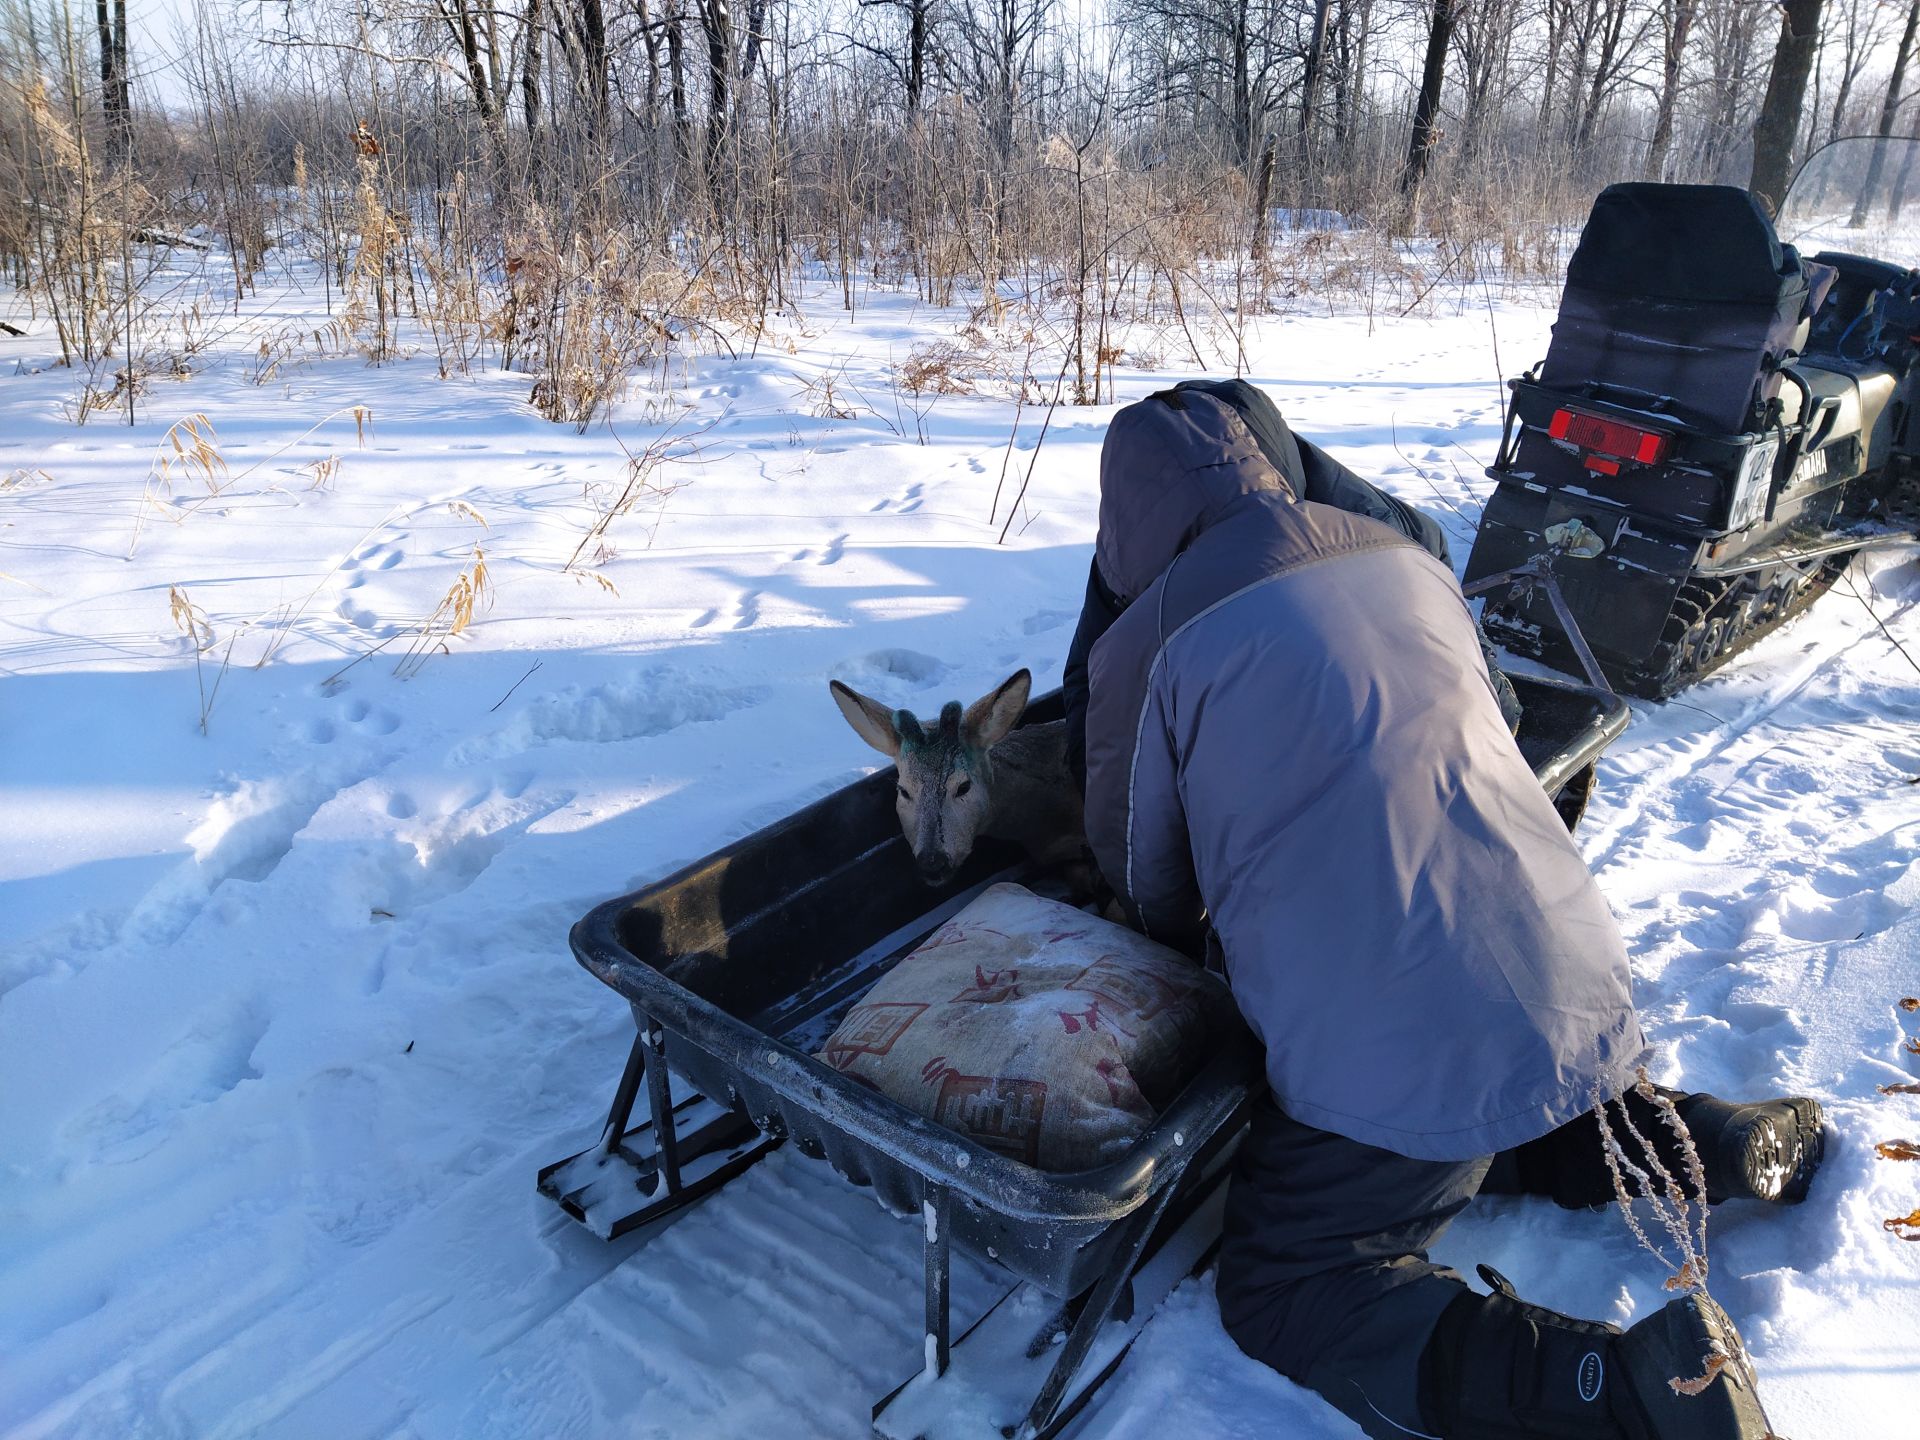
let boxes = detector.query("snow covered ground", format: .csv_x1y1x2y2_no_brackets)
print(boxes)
3,255,1918,1439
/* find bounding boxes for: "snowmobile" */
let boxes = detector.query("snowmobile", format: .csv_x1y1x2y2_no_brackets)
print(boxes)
538,679,1626,1440
1464,137,1920,698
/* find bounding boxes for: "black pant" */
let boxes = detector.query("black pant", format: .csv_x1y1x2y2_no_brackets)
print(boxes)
1215,1088,1702,1439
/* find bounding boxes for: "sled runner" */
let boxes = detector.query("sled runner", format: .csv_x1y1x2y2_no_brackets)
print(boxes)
540,679,1628,1439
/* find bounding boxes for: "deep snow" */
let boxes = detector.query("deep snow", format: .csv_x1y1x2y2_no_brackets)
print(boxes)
3,256,1918,1439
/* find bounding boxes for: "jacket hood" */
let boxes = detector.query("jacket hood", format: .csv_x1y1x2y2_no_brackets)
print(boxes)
1094,389,1298,604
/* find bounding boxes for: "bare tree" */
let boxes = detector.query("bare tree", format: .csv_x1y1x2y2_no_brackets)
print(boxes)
1750,0,1825,213
945,0,1052,161
1644,0,1696,180
1851,0,1920,224
93,0,128,160
1402,0,1455,195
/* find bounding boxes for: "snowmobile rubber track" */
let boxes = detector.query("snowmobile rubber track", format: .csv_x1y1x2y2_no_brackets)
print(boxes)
1483,550,1859,700
1627,556,1850,699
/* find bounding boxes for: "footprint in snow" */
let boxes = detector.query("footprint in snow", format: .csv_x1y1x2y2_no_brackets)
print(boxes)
1022,610,1075,636
830,649,950,696
447,670,766,761
345,700,400,735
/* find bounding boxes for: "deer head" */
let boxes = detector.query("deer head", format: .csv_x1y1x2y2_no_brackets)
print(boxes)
829,669,1031,886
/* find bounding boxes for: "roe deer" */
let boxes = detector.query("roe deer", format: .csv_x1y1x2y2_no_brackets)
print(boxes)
829,668,1088,887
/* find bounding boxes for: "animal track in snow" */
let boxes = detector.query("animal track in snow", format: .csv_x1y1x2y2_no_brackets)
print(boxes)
1021,610,1075,636
363,785,575,921
451,669,766,761
345,700,401,735
64,1003,268,1162
829,649,950,696
340,541,406,573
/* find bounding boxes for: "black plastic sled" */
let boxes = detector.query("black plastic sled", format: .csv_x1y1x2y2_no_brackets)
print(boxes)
539,678,1629,1440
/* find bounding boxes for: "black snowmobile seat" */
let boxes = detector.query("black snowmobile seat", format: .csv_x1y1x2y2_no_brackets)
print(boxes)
1540,183,1832,435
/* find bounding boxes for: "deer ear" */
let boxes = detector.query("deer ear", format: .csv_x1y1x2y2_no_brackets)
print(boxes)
830,679,902,757
963,669,1031,749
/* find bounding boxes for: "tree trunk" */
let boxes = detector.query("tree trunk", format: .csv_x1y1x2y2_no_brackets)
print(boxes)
444,0,498,127
907,0,926,116
1230,0,1253,168
1402,0,1454,195
699,0,732,205
1645,0,1695,179
1749,0,1825,214
1250,135,1277,260
94,0,130,160
666,4,692,165
579,0,610,138
1297,0,1333,164
1574,0,1628,153
739,0,769,82
522,0,544,132
1851,0,1920,224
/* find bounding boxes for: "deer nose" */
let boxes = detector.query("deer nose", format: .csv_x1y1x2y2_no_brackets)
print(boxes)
916,853,956,886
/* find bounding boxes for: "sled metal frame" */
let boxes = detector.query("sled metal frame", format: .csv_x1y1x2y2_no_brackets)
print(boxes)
1463,552,1614,692
540,679,1630,1438
870,1136,1240,1440
536,1022,782,1239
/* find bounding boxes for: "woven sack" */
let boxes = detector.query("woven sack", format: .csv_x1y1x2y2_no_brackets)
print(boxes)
816,882,1231,1172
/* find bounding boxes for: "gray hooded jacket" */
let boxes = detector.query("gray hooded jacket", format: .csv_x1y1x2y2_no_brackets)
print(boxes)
1083,390,1646,1161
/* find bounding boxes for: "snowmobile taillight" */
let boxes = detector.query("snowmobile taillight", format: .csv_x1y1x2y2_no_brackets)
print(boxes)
1548,408,1670,466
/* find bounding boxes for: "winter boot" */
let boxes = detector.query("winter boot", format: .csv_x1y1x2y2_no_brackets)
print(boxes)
1676,1093,1825,1205
1419,1266,1774,1439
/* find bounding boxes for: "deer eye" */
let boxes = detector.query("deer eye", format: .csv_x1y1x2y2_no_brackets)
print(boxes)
953,778,971,797
897,784,912,800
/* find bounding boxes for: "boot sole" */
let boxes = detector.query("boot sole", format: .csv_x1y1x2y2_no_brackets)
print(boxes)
1729,1096,1824,1205
1616,1293,1772,1438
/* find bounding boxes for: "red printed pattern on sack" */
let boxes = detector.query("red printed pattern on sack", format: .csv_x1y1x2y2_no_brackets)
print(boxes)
933,1073,1048,1167
1094,1057,1145,1110
1066,955,1179,1028
1057,999,1105,1035
822,1001,928,1068
951,964,1022,1004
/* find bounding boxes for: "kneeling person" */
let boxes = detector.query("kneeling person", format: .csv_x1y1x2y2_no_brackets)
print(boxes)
1078,388,1821,1439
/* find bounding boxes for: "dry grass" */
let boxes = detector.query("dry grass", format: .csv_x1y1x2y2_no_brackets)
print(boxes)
299,455,342,491
1594,1070,1713,1297
130,414,227,556
344,151,405,364
167,582,234,733
564,412,708,574
393,546,491,679
897,341,980,396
